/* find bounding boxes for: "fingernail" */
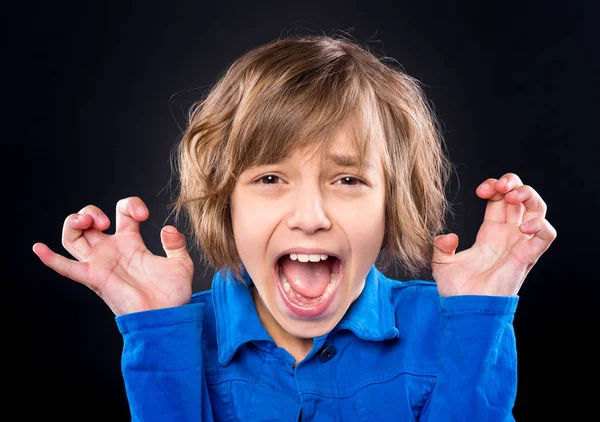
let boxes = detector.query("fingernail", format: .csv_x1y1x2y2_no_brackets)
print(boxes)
500,177,508,184
98,214,108,224
137,206,147,215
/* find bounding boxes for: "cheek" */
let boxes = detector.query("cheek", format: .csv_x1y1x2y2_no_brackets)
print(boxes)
336,196,386,265
232,213,263,258
233,204,279,236
231,197,283,261
336,196,386,235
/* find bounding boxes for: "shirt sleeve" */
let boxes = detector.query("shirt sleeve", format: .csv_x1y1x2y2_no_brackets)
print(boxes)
115,302,214,422
419,295,519,422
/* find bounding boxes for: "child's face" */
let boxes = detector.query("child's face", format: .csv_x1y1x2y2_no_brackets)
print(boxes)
230,125,386,339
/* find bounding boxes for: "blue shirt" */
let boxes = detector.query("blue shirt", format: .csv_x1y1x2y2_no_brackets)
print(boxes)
116,265,518,421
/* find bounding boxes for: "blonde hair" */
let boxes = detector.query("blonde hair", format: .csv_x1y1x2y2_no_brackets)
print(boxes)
169,33,455,281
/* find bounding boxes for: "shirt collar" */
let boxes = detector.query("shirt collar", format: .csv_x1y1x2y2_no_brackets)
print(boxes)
212,265,399,366
334,265,400,341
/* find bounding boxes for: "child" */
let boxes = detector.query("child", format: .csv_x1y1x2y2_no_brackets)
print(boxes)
32,34,556,421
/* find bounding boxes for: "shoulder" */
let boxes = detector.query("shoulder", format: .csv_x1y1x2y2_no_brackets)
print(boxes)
387,277,440,325
190,290,219,350
191,289,213,304
379,273,442,361
384,274,440,313
190,289,216,323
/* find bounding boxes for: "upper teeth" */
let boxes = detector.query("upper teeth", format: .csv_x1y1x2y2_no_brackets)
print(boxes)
290,253,329,262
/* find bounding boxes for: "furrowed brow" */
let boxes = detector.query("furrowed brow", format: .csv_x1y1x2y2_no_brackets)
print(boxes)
327,153,375,171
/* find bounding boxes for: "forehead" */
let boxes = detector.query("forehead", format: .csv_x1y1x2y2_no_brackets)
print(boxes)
291,125,381,170
243,118,384,174
232,97,389,178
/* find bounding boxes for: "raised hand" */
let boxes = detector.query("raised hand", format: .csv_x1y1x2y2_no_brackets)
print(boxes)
32,197,194,315
431,173,557,297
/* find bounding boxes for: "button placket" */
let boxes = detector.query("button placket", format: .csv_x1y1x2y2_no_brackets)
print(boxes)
319,345,337,362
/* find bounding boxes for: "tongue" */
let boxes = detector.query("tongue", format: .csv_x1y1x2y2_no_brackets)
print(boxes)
280,256,332,298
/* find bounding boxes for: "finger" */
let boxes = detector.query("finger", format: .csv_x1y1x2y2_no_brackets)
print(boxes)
493,173,524,224
76,205,111,246
507,185,547,222
477,178,506,223
476,174,523,223
519,217,557,262
432,233,458,269
476,178,500,199
77,205,111,230
433,233,459,256
62,213,94,261
160,225,192,262
494,173,524,195
478,173,523,200
33,242,93,288
115,197,149,234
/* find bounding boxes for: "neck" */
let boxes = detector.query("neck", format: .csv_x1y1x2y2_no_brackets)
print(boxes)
251,287,313,365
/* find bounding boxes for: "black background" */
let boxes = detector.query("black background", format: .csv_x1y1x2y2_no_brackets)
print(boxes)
6,0,598,420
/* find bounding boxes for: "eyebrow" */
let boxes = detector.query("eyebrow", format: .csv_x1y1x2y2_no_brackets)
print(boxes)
326,153,375,171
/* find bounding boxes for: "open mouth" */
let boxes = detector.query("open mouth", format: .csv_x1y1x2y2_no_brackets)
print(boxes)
274,253,343,317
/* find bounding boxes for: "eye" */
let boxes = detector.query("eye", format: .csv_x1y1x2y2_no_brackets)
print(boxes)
252,174,284,185
334,176,366,186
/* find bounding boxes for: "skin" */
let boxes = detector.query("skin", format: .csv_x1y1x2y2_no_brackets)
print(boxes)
229,127,387,362
32,140,557,365
432,174,557,298
32,198,194,316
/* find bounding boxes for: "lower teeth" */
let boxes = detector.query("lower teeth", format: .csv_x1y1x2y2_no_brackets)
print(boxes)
279,267,339,306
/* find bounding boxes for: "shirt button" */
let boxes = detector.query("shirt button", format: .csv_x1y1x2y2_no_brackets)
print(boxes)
319,345,337,362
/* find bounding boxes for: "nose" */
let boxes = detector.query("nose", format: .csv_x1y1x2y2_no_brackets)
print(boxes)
286,185,332,234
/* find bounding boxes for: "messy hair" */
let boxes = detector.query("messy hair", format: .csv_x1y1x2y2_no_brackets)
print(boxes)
170,33,455,281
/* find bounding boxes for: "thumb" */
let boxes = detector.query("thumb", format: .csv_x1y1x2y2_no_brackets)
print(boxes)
433,233,459,260
160,225,191,261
